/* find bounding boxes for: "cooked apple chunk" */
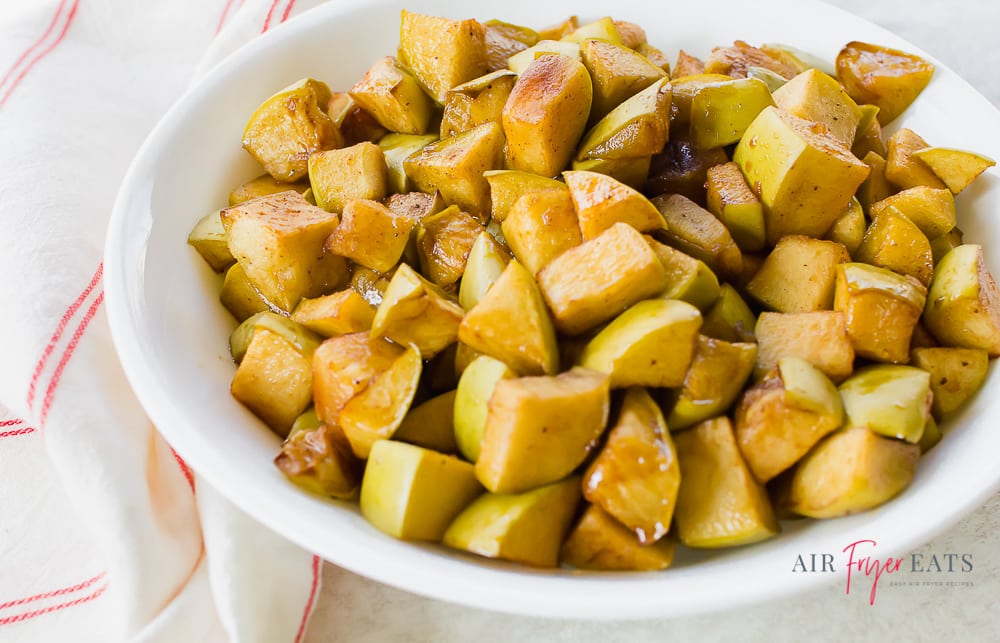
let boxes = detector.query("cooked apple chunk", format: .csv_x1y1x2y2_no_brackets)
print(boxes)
701,284,756,343
575,78,670,161
855,207,933,286
840,365,931,443
361,439,482,540
652,193,743,280
458,231,510,311
454,356,515,462
483,169,567,223
571,156,652,190
312,332,405,426
242,78,342,182
443,476,580,568
221,191,348,313
924,244,1000,356
291,290,375,338
483,20,538,72
583,388,680,544
458,260,559,376
371,263,464,358
404,122,505,219
577,299,702,388
506,40,582,74
394,390,458,454
219,262,272,321
910,347,989,419
228,174,310,207
734,357,844,483
563,170,663,240
689,77,775,150
503,54,592,178
416,205,485,286
674,417,779,548
824,198,865,257
870,186,956,240
188,210,235,273
754,311,855,382
378,133,438,193
324,199,412,273
647,239,721,312
912,147,996,195
538,223,668,335
772,68,861,147
885,128,947,191
560,504,675,571
308,143,388,213
746,236,850,313
836,41,933,125
398,10,488,103
440,70,516,138
580,38,666,124
733,106,870,244
834,263,927,363
705,162,766,253
275,419,362,499
350,57,434,135
475,368,610,493
501,189,581,274
666,335,757,431
231,328,314,437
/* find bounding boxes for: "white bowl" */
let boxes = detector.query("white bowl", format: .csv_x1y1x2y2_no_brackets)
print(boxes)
105,0,1000,619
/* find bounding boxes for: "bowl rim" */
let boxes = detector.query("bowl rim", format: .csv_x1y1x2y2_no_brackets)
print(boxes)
105,0,1000,620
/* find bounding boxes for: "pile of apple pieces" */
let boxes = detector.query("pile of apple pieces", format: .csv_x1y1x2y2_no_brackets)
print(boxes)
187,11,999,571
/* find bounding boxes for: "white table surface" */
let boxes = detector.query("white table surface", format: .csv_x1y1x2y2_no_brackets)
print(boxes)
304,2,1000,640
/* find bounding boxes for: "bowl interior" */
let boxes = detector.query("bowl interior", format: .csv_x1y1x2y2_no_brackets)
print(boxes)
106,0,1000,619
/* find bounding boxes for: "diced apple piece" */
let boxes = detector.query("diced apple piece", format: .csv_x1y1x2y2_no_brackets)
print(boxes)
705,40,800,80
645,136,728,204
231,328,314,437
458,231,511,311
690,77,775,149
669,73,734,127
583,388,680,543
308,143,387,213
378,133,438,193
701,284,756,343
785,426,920,518
577,299,702,388
440,70,516,138
647,239,721,312
188,210,235,272
275,421,362,498
705,162,766,253
839,365,931,443
836,41,934,125
734,357,844,482
855,206,933,286
666,335,757,431
404,122,505,220
673,50,706,77
502,189,582,274
576,78,670,161
746,235,850,312
912,147,996,195
350,266,392,307
394,390,458,454
458,260,559,376
324,199,412,273
885,128,947,190
857,151,891,214
560,504,675,571
754,311,854,382
483,169,567,223
910,347,989,419
919,416,942,453
563,170,663,240
824,198,865,257
443,476,580,568
221,191,348,313
538,223,668,335
674,417,780,548
454,356,515,462
580,38,666,124
371,263,464,358
291,290,375,337
398,10,488,103
327,92,387,146
476,368,610,493
560,16,622,46
312,332,404,424
228,174,310,206
242,78,341,182
773,68,861,147
870,186,956,240
652,193,743,280
924,244,1000,356
571,156,651,190
506,40,581,75
416,205,485,286
483,20,538,72
636,42,670,70
229,311,321,364
834,263,927,363
930,228,965,265
219,262,272,321
361,440,482,540
350,57,434,135
734,106,870,244
503,54,592,178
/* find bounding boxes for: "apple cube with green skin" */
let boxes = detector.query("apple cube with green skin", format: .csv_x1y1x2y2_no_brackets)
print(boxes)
924,244,1000,356
371,263,465,359
839,365,932,444
734,106,870,245
443,476,580,568
458,231,511,311
454,356,515,462
772,68,861,147
360,440,483,541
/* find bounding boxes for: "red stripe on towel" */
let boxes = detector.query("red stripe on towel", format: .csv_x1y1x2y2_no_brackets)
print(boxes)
0,0,68,92
281,0,296,23
38,291,104,428
0,0,80,109
0,427,35,439
0,584,108,627
293,555,321,643
0,419,23,427
170,446,196,492
260,0,282,33
0,572,107,612
27,263,103,410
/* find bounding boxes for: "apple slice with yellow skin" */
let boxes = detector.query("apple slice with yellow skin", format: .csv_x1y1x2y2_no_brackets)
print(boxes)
443,476,580,568
458,231,511,311
560,504,675,571
583,388,680,544
371,263,464,359
839,365,931,444
360,440,483,541
580,38,666,124
454,356,515,462
575,77,671,161
674,417,779,548
475,368,610,494
577,299,702,388
666,335,756,431
563,170,664,240
483,169,567,223
458,260,559,376
923,244,1000,356
912,147,996,194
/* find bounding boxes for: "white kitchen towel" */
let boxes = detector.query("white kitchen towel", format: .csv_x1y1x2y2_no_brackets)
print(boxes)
0,1,328,641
